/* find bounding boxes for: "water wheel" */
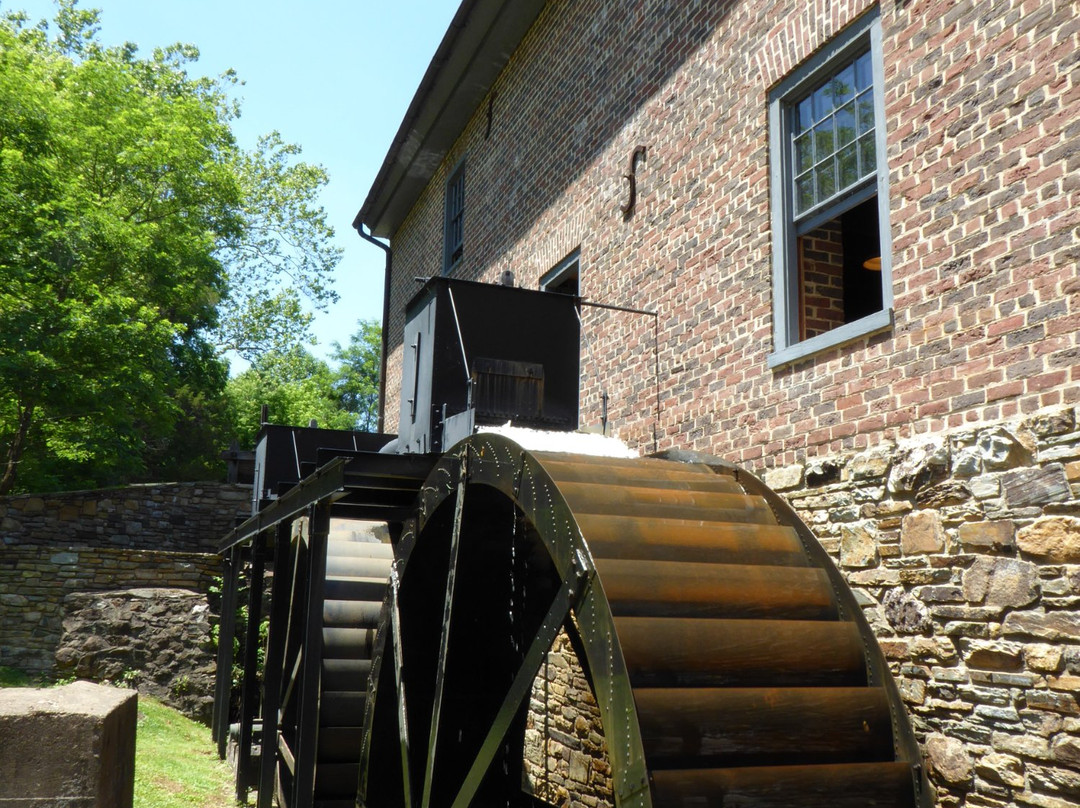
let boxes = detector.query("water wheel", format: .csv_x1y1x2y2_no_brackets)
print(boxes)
358,433,929,808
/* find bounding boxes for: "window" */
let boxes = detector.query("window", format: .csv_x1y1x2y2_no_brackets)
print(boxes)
540,249,580,296
443,160,465,274
768,9,892,367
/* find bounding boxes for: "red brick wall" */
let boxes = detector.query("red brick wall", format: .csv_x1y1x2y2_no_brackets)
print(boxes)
381,0,1080,473
799,219,847,339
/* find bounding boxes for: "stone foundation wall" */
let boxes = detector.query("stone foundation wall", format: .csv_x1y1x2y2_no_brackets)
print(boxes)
0,481,248,676
762,405,1080,807
524,628,614,808
55,589,217,724
0,545,221,675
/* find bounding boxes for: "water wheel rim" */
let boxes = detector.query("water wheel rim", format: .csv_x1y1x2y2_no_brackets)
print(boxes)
360,433,651,808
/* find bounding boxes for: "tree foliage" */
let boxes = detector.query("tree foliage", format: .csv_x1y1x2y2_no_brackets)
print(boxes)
226,320,382,447
330,320,381,433
0,1,342,493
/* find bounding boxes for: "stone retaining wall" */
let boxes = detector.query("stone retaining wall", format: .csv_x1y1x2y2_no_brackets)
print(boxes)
1,481,251,554
1,481,248,676
762,406,1080,807
524,628,613,807
0,545,221,675
55,589,217,724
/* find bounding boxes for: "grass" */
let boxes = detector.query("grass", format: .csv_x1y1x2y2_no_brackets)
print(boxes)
1,668,237,808
0,666,31,687
134,697,239,808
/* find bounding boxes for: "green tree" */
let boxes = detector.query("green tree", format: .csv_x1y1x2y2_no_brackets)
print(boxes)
225,321,382,447
0,2,340,493
330,320,381,433
226,348,355,448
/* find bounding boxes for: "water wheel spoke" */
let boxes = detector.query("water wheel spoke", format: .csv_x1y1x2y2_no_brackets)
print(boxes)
451,575,578,808
389,571,415,808
280,649,303,715
422,457,468,808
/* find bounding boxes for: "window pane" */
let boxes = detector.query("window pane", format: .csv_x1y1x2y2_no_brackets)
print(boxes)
813,119,834,161
796,96,814,134
795,132,813,173
816,159,836,201
858,133,876,178
857,93,875,135
836,101,856,146
838,143,859,188
796,173,815,214
812,84,832,120
855,50,873,91
833,64,856,105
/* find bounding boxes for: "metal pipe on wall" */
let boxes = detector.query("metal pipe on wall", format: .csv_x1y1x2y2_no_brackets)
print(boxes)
354,222,392,434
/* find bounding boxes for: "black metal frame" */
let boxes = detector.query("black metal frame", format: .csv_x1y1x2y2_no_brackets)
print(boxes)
213,450,437,808
359,434,651,808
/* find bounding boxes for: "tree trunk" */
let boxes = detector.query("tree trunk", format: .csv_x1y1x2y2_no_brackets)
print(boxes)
0,403,35,495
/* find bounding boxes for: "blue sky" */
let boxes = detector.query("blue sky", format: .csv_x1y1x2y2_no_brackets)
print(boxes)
5,0,458,366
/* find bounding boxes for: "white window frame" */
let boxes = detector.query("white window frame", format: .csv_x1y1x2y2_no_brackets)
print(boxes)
767,8,893,368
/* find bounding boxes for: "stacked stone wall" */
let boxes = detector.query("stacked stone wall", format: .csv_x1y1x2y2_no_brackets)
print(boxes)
0,545,221,674
1,482,251,553
523,629,614,808
0,481,249,675
762,405,1080,806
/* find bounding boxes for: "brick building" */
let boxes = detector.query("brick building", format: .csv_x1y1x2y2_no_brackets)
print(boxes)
355,1,1080,806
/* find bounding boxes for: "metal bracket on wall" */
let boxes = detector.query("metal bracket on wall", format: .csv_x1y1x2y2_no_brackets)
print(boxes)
621,145,647,220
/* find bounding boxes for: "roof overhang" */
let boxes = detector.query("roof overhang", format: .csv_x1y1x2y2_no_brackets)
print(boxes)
354,0,547,238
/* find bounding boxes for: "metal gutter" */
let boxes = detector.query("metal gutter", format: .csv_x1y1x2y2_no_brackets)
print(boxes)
354,0,547,238
356,223,392,433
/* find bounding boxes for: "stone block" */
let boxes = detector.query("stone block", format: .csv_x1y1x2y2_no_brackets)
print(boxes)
977,426,1036,470
848,445,893,481
883,587,931,633
974,752,1025,788
952,446,982,478
1002,465,1071,508
839,522,878,568
763,463,802,491
1025,643,1064,673
901,510,946,555
916,481,973,508
962,639,1024,671
0,682,136,807
962,557,1040,608
1023,408,1076,438
1050,735,1080,767
994,730,1051,757
1017,516,1080,563
958,520,1016,553
1025,691,1079,715
970,476,1002,499
888,439,949,494
1003,611,1080,642
926,733,973,785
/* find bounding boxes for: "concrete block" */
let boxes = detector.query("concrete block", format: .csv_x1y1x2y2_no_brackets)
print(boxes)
0,681,136,808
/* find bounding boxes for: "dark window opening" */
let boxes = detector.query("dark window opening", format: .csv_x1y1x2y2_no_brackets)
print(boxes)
797,196,882,340
443,162,465,273
540,250,580,296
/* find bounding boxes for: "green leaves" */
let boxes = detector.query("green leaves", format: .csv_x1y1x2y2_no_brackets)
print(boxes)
0,1,343,493
226,320,382,446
